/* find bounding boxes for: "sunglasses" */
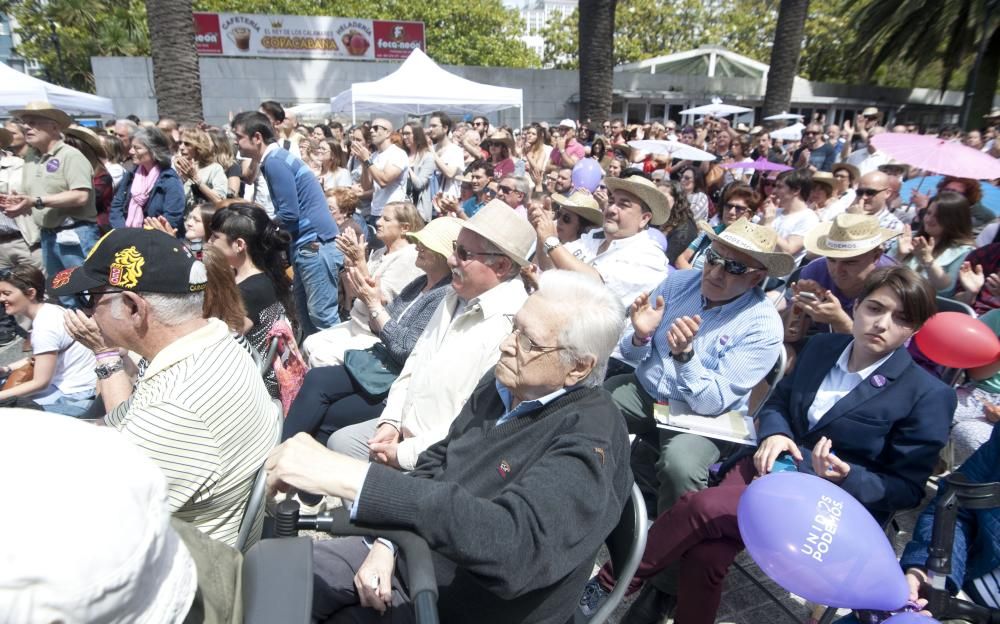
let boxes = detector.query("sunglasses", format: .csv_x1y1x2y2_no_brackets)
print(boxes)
74,288,125,310
497,185,519,195
553,209,575,225
723,202,750,214
856,187,887,197
704,247,758,276
371,124,388,133
453,241,506,263
483,188,497,199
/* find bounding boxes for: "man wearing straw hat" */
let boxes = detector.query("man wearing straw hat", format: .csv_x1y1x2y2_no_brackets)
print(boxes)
3,101,99,284
607,217,793,516
530,175,669,308
786,214,899,347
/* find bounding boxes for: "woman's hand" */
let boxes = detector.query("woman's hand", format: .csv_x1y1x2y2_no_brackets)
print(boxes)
958,262,986,295
629,291,665,342
143,215,177,238
528,203,557,240
897,224,915,256
64,309,111,353
753,434,802,476
174,156,194,180
912,234,935,266
904,568,933,616
346,267,380,309
811,436,851,483
336,229,366,268
353,542,396,614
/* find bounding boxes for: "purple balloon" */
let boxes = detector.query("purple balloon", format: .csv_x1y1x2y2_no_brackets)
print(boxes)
571,159,604,193
883,613,940,623
737,472,909,610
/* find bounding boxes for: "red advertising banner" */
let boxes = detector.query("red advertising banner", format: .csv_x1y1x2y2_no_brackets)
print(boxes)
191,13,425,61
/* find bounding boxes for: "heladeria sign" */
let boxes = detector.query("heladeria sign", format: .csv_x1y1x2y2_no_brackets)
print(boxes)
193,13,425,61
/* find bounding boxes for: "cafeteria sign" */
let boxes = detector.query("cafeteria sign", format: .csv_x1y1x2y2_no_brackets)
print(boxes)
193,12,425,60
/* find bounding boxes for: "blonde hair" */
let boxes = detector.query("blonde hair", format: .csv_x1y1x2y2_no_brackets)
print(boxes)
180,128,215,166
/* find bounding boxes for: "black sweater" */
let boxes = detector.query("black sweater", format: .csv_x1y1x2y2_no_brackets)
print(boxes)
355,375,633,624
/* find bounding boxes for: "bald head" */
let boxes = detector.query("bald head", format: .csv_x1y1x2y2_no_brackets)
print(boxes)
371,118,394,149
857,171,892,214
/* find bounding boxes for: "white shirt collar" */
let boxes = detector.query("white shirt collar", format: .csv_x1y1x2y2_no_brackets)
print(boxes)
836,340,893,379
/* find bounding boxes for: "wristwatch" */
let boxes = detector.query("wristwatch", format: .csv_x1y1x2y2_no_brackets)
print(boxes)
543,236,561,254
671,349,694,364
94,358,125,380
364,155,376,167
34,197,44,210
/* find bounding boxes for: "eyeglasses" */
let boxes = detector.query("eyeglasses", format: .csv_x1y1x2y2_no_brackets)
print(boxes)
856,187,887,197
453,241,506,262
503,314,564,353
371,124,388,133
74,288,125,310
483,188,497,199
722,202,750,214
473,121,485,127
553,209,575,225
704,247,759,276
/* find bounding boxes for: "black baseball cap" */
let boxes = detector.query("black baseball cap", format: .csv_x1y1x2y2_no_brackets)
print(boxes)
49,229,207,296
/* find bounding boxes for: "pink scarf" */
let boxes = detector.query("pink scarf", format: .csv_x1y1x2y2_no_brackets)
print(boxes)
126,164,160,228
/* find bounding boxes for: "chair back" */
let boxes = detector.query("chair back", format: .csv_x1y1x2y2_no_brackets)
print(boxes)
582,482,648,624
242,536,313,624
235,418,282,553
748,348,788,420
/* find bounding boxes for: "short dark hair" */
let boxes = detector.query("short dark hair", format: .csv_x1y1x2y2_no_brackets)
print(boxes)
330,121,344,132
233,111,275,144
722,182,760,213
857,266,936,329
777,168,813,201
466,159,494,178
430,111,453,132
259,100,285,123
126,114,141,125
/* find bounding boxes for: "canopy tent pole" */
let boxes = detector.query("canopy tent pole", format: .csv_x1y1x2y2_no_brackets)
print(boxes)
352,100,356,125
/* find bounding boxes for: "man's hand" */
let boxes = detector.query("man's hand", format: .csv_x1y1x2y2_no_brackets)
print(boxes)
354,542,396,614
666,315,701,355
64,309,111,353
753,434,803,476
265,432,365,498
143,215,177,237
958,262,986,294
3,194,32,218
629,291,665,342
351,140,372,163
811,436,851,483
794,288,851,331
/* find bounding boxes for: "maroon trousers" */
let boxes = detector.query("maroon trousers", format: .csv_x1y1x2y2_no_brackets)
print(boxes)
599,456,757,624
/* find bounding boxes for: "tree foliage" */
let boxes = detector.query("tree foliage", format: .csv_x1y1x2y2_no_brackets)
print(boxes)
11,0,539,93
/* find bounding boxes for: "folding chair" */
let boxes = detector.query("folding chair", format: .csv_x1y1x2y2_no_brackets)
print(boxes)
234,421,282,553
748,348,788,421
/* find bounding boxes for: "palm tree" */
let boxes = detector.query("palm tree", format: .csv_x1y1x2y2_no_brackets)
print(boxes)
145,0,203,122
762,0,810,121
578,0,617,125
847,0,1000,129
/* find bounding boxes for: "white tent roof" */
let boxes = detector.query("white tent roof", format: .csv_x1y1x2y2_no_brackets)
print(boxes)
0,62,115,117
330,48,522,120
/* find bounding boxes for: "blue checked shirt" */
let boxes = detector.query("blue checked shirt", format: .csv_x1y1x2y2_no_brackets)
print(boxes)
619,269,784,416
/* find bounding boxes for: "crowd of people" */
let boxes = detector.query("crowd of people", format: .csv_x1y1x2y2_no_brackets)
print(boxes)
1,97,1000,623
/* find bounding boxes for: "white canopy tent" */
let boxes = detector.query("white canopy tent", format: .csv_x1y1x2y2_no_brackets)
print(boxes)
0,62,115,117
330,48,523,127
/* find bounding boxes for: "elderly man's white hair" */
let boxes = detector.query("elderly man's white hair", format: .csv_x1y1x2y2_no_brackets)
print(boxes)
536,270,625,386
0,410,197,622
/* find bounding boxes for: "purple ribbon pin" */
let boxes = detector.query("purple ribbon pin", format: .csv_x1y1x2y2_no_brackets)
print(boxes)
870,374,887,388
45,159,60,173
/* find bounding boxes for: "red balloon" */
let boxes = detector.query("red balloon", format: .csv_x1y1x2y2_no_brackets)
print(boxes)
914,312,1000,368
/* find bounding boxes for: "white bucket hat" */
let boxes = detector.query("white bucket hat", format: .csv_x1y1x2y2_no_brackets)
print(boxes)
461,199,536,267
0,410,197,623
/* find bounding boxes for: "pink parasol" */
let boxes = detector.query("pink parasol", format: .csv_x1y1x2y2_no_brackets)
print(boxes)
871,133,1000,180
720,157,792,172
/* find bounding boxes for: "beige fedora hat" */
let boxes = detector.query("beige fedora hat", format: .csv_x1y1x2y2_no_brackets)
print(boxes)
811,171,835,194
64,125,107,161
0,128,11,149
604,175,670,226
698,217,796,276
484,130,515,152
803,213,900,259
552,190,603,226
405,216,463,260
831,162,860,183
9,101,73,129
461,199,536,267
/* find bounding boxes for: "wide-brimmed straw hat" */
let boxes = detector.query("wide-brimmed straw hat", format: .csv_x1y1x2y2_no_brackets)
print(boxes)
803,213,900,259
551,190,603,226
484,130,514,151
811,171,835,194
698,217,796,276
405,216,463,259
461,199,535,267
0,128,11,149
64,125,107,161
9,101,73,129
604,175,670,226
831,162,860,183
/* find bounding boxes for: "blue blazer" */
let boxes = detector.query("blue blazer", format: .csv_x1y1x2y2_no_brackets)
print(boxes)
750,333,955,523
900,426,1000,594
109,167,185,230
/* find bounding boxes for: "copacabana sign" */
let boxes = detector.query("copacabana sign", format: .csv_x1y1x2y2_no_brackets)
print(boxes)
193,12,425,61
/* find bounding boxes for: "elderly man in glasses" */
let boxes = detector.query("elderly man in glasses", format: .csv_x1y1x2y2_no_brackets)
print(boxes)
267,270,631,624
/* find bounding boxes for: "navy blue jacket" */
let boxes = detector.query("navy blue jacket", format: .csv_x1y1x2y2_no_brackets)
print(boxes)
752,333,955,523
900,426,1000,594
259,146,338,254
109,167,185,230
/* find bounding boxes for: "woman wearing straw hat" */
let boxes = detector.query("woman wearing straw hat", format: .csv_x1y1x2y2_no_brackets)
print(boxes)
63,126,113,232
484,130,516,180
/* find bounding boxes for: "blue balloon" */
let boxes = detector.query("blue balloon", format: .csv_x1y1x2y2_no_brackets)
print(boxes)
737,472,909,610
883,612,940,623
571,159,604,193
